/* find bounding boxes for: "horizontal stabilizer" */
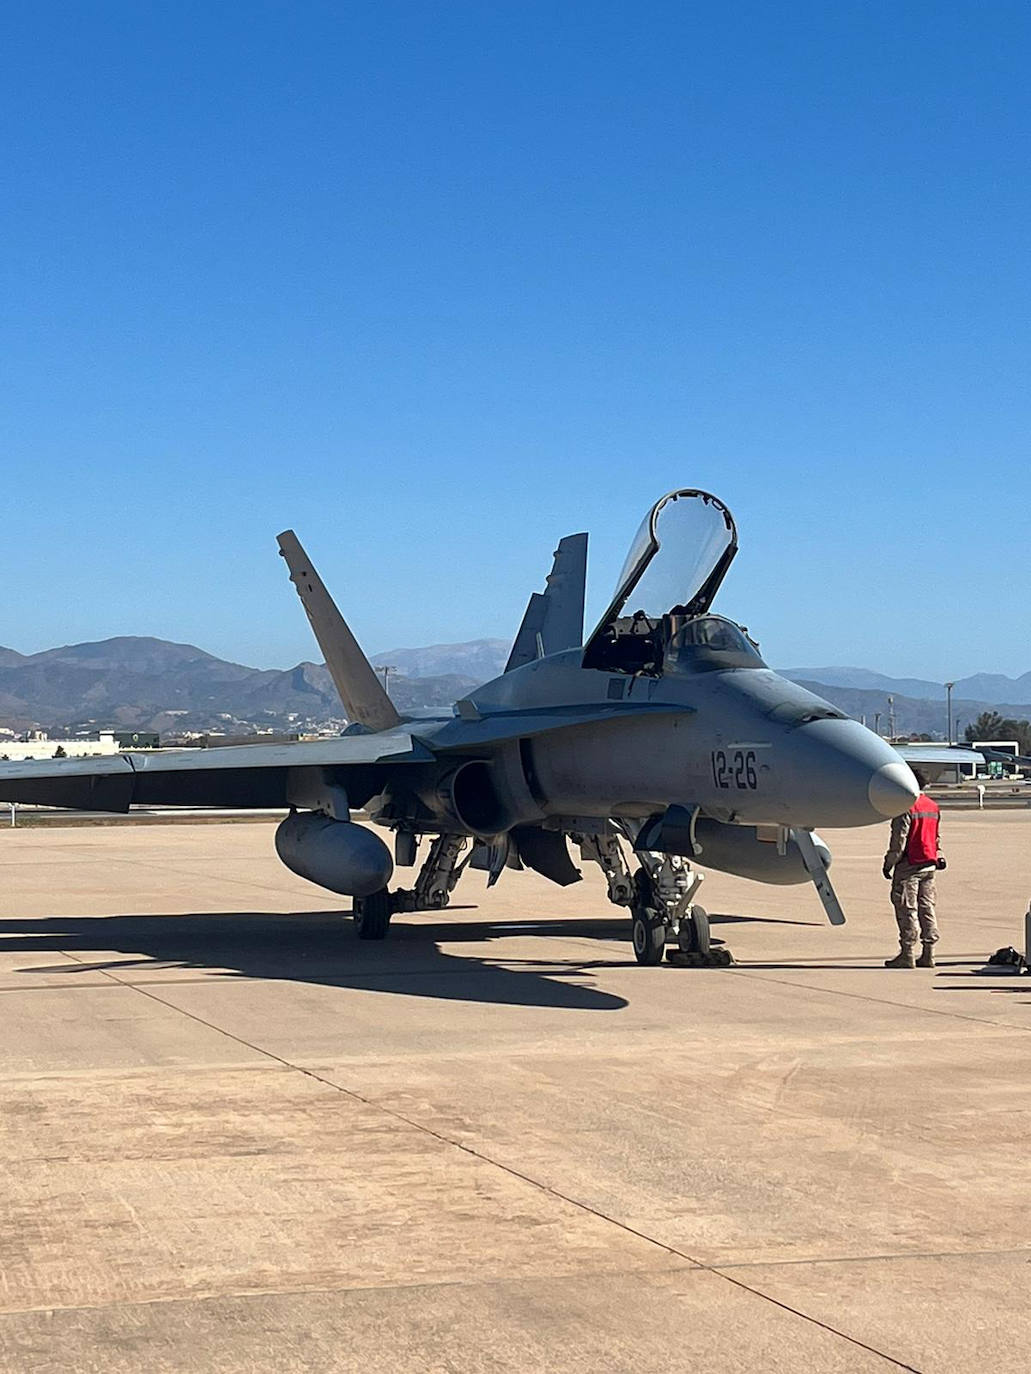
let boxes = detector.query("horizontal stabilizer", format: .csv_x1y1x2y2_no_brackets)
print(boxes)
277,531,401,732
506,533,588,672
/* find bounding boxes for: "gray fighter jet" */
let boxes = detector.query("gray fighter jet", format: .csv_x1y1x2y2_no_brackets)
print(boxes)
0,489,919,965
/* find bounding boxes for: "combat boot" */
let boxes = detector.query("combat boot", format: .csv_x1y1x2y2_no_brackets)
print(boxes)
884,950,915,968
916,945,936,968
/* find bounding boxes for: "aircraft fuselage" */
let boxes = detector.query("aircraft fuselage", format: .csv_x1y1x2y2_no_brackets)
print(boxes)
407,648,914,835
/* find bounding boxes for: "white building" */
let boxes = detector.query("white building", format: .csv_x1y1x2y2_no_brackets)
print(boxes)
0,731,122,762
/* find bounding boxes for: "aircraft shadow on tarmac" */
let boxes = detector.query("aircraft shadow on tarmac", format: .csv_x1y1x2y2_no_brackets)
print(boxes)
0,909,647,1012
0,906,835,1011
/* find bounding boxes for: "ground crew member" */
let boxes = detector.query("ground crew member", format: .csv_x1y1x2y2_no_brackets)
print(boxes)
883,769,945,968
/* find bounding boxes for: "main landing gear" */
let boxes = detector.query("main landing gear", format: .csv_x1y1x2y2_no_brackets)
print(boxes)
352,833,468,940
354,824,732,967
579,833,732,967
353,887,392,940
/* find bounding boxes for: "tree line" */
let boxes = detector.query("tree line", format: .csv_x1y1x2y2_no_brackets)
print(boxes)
965,711,1031,755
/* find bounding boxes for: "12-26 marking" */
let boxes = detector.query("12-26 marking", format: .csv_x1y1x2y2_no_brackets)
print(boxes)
711,749,758,790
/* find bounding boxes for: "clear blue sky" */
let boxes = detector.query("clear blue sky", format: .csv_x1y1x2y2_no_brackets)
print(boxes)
2,1,1028,678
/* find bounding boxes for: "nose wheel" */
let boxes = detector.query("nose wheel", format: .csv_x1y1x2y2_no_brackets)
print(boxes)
631,904,667,964
629,868,664,964
629,861,734,968
678,902,710,955
667,904,732,966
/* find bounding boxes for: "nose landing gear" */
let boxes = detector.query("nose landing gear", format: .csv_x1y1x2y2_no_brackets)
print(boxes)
631,855,734,968
576,829,734,966
630,872,667,965
667,902,732,967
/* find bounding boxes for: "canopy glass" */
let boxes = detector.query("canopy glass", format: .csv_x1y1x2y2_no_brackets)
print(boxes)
583,490,739,671
612,490,737,622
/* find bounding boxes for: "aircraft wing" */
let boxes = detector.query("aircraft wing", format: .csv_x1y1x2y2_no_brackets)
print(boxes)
896,743,1031,777
0,730,432,813
894,745,983,766
0,701,692,813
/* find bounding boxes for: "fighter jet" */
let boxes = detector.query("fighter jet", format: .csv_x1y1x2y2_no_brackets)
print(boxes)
0,489,919,965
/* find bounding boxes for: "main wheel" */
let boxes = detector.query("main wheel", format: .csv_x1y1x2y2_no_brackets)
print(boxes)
631,905,666,965
353,888,391,940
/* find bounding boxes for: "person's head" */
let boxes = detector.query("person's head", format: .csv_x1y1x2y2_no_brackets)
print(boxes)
912,768,928,791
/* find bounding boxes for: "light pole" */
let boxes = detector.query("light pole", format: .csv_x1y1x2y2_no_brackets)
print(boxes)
874,711,882,737
887,695,896,740
944,682,955,745
378,665,398,696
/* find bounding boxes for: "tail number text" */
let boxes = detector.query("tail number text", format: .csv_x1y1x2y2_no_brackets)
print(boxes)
711,749,758,790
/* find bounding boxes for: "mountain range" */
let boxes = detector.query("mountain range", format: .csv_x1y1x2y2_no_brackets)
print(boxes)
1,636,1029,740
371,640,510,681
0,637,487,736
783,666,1031,706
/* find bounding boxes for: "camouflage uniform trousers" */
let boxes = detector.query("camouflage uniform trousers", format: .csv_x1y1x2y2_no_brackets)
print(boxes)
890,863,939,950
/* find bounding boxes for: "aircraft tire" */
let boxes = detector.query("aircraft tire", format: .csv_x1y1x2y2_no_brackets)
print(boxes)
681,904,711,956
354,889,391,940
631,906,666,965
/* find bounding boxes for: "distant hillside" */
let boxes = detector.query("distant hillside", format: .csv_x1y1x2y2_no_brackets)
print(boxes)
4,634,1031,741
781,667,947,699
785,665,1031,706
790,680,1031,738
0,636,477,735
372,639,509,681
953,671,1031,705
29,637,253,679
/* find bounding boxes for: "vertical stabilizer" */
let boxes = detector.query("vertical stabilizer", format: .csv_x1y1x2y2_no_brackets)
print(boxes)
506,533,588,672
277,531,401,731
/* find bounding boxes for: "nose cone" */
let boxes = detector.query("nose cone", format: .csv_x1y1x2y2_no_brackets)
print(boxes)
714,673,925,829
776,717,923,827
868,761,920,818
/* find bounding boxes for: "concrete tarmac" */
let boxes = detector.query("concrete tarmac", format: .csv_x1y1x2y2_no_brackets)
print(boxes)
1,814,1030,1372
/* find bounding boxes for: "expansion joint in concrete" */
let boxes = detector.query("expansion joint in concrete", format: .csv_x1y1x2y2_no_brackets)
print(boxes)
52,946,925,1372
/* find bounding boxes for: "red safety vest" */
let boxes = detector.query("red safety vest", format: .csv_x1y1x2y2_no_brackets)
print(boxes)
904,793,940,866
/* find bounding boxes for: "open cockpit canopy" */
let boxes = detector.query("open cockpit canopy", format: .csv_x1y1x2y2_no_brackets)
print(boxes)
583,490,751,675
